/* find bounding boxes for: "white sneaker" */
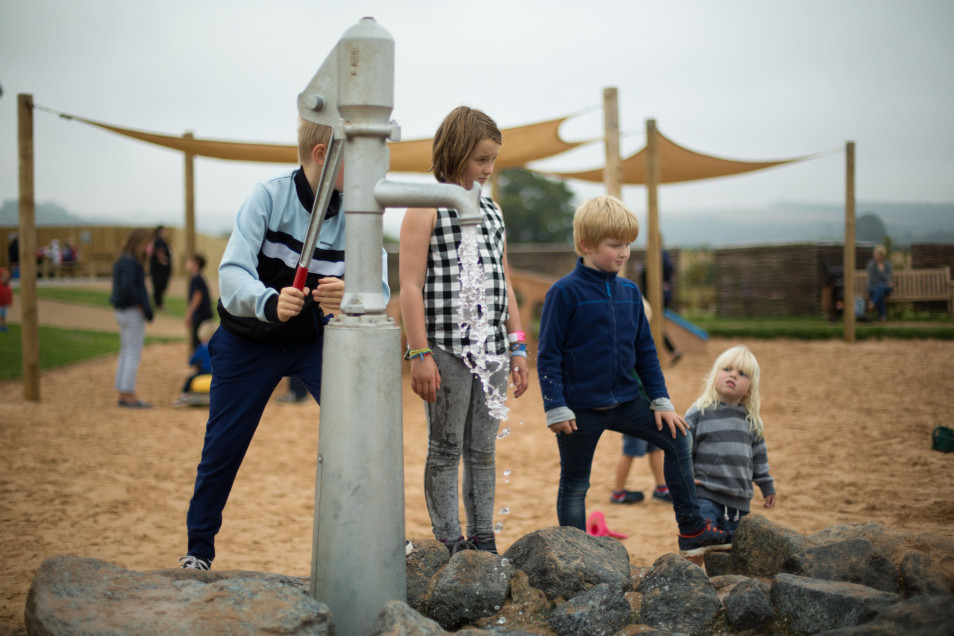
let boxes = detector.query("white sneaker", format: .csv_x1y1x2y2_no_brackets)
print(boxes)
178,555,211,570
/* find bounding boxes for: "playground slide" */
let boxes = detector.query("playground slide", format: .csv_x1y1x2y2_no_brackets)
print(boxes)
663,308,708,354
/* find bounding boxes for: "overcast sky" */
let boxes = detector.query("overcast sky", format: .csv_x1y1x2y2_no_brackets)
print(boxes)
1,0,952,236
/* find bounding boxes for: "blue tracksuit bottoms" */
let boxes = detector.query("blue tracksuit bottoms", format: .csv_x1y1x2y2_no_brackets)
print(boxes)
186,326,324,562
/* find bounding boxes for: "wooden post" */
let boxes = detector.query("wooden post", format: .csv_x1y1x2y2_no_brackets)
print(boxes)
843,141,856,342
602,87,622,199
184,131,196,263
18,94,40,401
645,119,664,353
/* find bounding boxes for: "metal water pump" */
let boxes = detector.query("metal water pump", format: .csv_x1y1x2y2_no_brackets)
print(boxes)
297,17,483,636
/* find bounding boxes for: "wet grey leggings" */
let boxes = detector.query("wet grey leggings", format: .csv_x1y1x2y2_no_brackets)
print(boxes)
424,345,508,542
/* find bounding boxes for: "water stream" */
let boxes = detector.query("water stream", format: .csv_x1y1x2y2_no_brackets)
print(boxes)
456,224,510,420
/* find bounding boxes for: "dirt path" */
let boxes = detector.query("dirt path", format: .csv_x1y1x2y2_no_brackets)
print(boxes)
2,280,953,630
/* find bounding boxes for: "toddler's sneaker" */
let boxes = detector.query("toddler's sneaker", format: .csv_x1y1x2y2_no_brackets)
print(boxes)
469,534,499,555
651,486,673,503
610,489,645,504
678,520,732,557
178,555,211,570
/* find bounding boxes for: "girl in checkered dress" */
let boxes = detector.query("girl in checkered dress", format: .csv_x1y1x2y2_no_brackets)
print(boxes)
399,107,529,556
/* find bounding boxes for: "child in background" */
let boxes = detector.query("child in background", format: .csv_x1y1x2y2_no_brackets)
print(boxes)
611,437,671,504
174,321,217,407
0,267,12,333
400,106,529,556
184,253,213,352
686,344,777,538
110,229,155,408
537,195,731,557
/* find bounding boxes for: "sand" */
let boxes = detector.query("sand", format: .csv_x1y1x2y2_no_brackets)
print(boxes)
2,281,953,629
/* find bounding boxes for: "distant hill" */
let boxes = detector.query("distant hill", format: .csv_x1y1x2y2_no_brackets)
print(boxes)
648,200,954,248
0,199,90,226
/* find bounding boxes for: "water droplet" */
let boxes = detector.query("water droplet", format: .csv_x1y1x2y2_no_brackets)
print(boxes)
497,617,507,625
500,558,510,567
499,507,510,515
503,469,512,477
493,521,504,533
493,605,500,611
496,427,511,439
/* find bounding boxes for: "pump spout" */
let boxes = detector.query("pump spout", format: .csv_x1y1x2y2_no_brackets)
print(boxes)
373,179,483,225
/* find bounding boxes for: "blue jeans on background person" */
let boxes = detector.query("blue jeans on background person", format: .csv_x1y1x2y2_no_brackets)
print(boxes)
697,496,747,537
869,284,891,319
555,397,704,535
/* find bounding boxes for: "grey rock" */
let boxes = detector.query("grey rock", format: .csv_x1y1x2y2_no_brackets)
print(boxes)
729,513,816,577
368,600,449,635
771,572,900,634
502,526,630,600
636,553,721,635
783,538,899,593
547,583,630,636
422,550,514,631
817,594,954,635
724,577,774,632
898,551,953,598
25,555,333,636
702,550,731,577
405,538,450,611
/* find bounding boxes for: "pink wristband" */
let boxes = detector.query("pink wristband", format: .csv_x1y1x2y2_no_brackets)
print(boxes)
507,331,526,344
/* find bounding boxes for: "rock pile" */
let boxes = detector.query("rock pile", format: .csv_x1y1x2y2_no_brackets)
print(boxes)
25,515,954,635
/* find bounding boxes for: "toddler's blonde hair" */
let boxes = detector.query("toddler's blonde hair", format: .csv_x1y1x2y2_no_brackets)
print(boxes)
693,344,764,438
572,195,639,256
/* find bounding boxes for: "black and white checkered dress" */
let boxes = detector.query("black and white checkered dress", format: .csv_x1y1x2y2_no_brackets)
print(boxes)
424,196,509,357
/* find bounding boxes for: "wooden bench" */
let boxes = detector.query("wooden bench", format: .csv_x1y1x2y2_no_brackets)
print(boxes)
853,266,954,316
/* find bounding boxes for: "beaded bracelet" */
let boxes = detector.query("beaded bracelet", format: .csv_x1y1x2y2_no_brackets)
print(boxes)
404,347,432,361
509,342,527,353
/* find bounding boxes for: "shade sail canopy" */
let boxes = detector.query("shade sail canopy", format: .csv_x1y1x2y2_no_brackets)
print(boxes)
550,129,817,184
48,109,586,173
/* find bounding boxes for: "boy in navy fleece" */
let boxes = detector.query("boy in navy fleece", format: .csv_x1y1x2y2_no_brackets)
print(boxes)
536,195,730,557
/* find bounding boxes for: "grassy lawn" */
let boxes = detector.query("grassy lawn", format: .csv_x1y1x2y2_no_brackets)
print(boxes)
685,314,954,340
0,324,177,381
22,287,187,318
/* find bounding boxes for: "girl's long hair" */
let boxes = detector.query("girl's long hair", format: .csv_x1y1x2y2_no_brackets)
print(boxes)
693,344,764,438
430,106,501,186
119,228,151,265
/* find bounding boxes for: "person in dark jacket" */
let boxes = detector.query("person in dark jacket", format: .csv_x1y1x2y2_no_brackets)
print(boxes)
110,228,154,408
149,225,172,311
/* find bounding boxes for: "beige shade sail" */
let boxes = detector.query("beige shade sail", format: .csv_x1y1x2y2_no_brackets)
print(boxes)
551,129,818,184
46,108,587,172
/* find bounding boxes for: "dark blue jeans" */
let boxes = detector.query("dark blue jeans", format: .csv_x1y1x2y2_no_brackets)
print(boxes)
186,327,323,561
556,398,705,535
869,284,892,319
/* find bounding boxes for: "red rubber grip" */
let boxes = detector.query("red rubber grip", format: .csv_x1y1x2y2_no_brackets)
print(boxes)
292,266,308,291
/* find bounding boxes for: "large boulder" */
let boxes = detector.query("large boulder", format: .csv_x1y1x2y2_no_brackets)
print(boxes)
782,538,899,593
728,514,816,577
771,572,900,634
502,526,630,600
421,550,513,631
25,556,333,635
547,583,630,636
636,553,721,634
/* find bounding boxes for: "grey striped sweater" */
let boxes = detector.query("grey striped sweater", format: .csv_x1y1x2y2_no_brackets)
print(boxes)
686,403,776,512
